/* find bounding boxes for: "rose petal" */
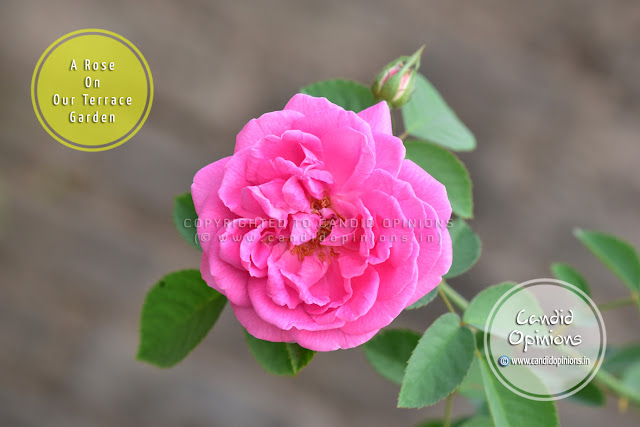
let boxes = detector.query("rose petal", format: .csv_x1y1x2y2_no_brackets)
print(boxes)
341,257,418,335
289,212,321,246
337,251,368,278
302,269,352,308
279,252,329,303
320,127,375,191
360,190,415,266
292,108,375,148
289,327,378,352
357,101,392,135
284,93,341,115
336,267,379,321
239,225,269,278
372,132,405,177
191,157,235,221
398,159,452,225
235,110,304,153
374,246,419,300
245,179,293,220
218,148,261,218
282,177,310,212
248,276,346,331
232,304,293,342
266,249,302,309
202,227,251,307
406,225,453,306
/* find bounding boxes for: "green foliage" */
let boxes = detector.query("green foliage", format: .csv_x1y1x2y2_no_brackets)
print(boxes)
462,283,516,331
406,287,439,310
622,362,640,395
300,79,376,112
362,329,421,385
402,74,476,151
399,313,475,408
478,355,558,427
244,331,316,376
445,219,482,278
405,140,474,218
603,344,640,376
137,270,226,367
569,381,606,406
574,229,640,293
458,358,486,402
550,262,590,296
173,192,201,251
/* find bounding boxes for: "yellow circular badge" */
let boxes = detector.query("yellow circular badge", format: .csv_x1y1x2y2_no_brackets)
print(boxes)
31,29,153,151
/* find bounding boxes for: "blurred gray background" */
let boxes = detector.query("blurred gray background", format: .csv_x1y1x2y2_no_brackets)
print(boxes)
1,0,639,426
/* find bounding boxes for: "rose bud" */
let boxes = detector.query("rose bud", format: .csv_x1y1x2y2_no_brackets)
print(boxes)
371,46,424,108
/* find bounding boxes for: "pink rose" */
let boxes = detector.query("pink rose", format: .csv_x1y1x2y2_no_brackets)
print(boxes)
192,94,452,351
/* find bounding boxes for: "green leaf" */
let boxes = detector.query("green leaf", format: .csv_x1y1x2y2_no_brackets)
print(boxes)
137,270,226,367
300,79,376,112
173,192,201,251
362,329,420,384
399,313,475,408
458,416,494,427
550,262,590,296
463,283,516,331
244,331,316,376
405,140,473,218
406,287,439,310
569,381,606,406
444,219,481,278
603,344,640,375
478,355,558,427
574,229,640,292
402,73,476,151
474,400,491,417
458,357,486,402
622,361,640,395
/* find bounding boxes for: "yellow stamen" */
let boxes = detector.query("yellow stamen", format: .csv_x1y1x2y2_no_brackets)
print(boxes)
292,196,339,260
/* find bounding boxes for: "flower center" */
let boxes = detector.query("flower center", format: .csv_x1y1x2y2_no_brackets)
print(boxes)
291,196,338,261
310,195,332,213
